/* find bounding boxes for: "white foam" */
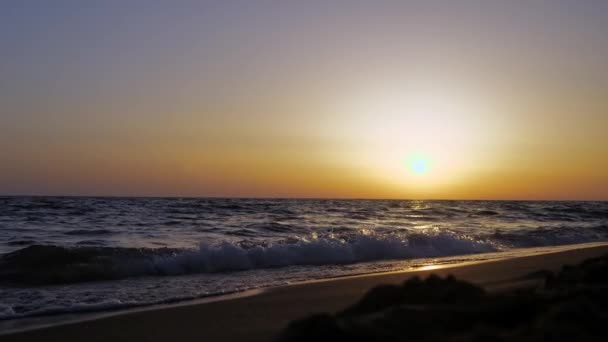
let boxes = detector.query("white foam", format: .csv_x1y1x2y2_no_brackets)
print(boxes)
149,230,497,275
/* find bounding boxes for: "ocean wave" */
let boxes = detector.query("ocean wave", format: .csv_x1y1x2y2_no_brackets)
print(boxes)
491,224,608,247
4,223,608,286
152,231,496,276
0,230,496,285
65,229,114,236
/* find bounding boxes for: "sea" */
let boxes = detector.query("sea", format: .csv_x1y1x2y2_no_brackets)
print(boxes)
0,197,607,328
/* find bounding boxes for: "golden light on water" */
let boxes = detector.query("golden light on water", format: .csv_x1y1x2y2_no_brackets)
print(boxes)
417,265,443,271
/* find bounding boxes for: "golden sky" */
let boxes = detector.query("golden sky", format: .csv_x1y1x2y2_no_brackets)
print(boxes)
1,1,607,199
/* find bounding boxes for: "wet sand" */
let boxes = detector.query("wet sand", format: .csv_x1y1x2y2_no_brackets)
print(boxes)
3,243,608,342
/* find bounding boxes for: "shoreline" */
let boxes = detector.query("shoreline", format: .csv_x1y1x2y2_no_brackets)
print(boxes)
1,241,605,334
2,242,608,341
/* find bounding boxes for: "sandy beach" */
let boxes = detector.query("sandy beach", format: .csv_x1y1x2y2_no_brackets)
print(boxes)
2,242,607,342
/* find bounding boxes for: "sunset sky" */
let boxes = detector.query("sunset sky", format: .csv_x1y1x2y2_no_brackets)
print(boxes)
1,1,607,200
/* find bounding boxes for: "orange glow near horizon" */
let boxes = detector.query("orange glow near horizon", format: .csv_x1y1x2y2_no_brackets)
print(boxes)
1,2,607,200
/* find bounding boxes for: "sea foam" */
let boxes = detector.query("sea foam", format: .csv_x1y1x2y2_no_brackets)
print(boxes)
151,230,496,275
0,230,496,285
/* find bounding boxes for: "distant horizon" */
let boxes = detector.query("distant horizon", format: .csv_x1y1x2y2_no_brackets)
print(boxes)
2,193,606,202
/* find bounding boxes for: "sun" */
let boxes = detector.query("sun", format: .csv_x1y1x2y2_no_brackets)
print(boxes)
331,78,496,190
407,155,431,176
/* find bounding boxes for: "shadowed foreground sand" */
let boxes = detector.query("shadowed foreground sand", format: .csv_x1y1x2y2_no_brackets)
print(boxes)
280,250,608,341
3,243,608,342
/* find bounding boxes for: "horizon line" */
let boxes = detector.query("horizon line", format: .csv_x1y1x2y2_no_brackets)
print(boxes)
1,194,606,202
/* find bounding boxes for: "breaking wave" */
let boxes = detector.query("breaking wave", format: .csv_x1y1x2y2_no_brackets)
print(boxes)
3,221,608,286
0,230,496,285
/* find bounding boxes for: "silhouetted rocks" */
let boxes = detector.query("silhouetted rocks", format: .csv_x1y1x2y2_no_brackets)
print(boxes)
278,254,608,341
